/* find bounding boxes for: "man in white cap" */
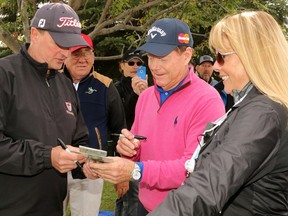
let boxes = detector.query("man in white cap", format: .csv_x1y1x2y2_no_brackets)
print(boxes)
0,3,89,216
83,18,225,215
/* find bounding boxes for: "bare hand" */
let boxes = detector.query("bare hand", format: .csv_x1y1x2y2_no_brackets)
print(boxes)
114,181,129,198
51,145,86,173
83,157,135,184
116,129,141,157
132,75,148,95
83,159,101,179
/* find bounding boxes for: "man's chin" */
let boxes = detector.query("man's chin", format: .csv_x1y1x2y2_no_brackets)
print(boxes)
51,63,64,70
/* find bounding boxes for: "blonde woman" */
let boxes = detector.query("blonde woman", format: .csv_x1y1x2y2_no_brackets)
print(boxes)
149,11,288,215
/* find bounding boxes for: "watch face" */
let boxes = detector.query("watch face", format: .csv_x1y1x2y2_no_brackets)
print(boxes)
132,170,141,180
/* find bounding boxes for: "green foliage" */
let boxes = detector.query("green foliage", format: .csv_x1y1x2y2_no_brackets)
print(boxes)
95,36,126,56
0,0,287,75
0,47,13,57
0,0,18,22
179,0,288,59
110,0,132,14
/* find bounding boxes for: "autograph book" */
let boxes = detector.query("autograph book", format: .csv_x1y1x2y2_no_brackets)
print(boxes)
76,145,113,163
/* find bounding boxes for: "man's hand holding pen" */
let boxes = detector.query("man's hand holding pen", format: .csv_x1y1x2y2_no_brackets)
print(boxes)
51,145,86,173
114,129,144,157
82,129,145,183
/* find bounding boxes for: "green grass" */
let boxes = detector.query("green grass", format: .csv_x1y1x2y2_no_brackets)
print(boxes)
100,181,117,211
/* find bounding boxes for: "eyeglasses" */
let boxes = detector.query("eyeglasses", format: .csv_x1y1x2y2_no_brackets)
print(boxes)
127,61,143,66
71,50,93,60
215,51,236,65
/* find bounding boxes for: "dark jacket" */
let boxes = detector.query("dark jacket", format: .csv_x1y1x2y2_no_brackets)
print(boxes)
149,87,288,216
214,80,234,112
64,68,126,152
0,44,88,216
115,76,139,129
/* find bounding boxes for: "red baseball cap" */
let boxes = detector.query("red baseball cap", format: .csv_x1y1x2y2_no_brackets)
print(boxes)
70,33,94,52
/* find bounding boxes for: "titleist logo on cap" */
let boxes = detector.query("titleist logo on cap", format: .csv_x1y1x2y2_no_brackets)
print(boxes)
37,17,81,29
58,17,81,28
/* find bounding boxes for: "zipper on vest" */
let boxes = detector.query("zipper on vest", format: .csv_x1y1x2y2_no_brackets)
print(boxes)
45,78,50,87
45,70,51,87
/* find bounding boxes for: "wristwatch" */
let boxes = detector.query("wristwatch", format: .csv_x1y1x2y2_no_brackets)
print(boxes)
131,163,141,181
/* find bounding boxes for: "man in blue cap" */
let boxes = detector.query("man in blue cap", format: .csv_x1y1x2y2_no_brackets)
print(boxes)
83,18,225,216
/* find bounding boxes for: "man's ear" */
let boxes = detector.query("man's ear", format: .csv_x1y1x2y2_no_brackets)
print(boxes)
30,27,39,42
119,62,125,73
184,47,193,65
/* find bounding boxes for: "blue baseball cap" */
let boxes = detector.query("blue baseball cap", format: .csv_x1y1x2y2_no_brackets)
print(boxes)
136,18,193,57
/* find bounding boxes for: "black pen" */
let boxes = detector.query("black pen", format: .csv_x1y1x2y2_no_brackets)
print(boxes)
57,138,82,169
111,133,147,140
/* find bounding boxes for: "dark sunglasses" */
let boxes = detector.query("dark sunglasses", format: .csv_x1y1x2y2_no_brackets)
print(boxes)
215,51,236,65
127,61,143,66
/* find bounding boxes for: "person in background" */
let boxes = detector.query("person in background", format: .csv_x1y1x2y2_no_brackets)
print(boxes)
113,50,148,216
213,77,234,111
0,3,89,216
63,34,126,216
195,55,218,85
196,55,234,111
83,18,225,216
115,50,148,129
149,11,288,216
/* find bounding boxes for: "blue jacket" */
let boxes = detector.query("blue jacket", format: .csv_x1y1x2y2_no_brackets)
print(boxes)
64,68,126,151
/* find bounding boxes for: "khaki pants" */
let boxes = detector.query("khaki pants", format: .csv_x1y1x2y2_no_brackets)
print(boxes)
63,172,103,216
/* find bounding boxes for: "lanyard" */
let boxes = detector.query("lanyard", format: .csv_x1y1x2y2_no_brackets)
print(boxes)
185,84,253,176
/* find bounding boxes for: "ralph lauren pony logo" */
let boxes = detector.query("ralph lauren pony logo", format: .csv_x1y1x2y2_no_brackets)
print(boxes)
174,116,178,126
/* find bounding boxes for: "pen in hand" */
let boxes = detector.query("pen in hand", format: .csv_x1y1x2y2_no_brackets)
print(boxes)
111,133,147,140
57,138,82,169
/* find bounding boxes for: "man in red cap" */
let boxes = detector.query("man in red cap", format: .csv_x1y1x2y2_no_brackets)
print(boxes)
63,34,126,216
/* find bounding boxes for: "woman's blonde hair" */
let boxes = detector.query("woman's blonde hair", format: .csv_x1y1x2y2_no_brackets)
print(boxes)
209,11,288,108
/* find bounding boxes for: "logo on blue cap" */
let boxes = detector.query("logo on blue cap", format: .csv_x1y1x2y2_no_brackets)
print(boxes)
148,26,167,38
136,18,193,57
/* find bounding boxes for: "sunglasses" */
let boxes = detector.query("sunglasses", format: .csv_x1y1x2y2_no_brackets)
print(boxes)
215,51,236,65
127,61,143,66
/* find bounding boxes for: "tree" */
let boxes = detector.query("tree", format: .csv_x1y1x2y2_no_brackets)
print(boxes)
0,0,190,56
0,0,287,77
